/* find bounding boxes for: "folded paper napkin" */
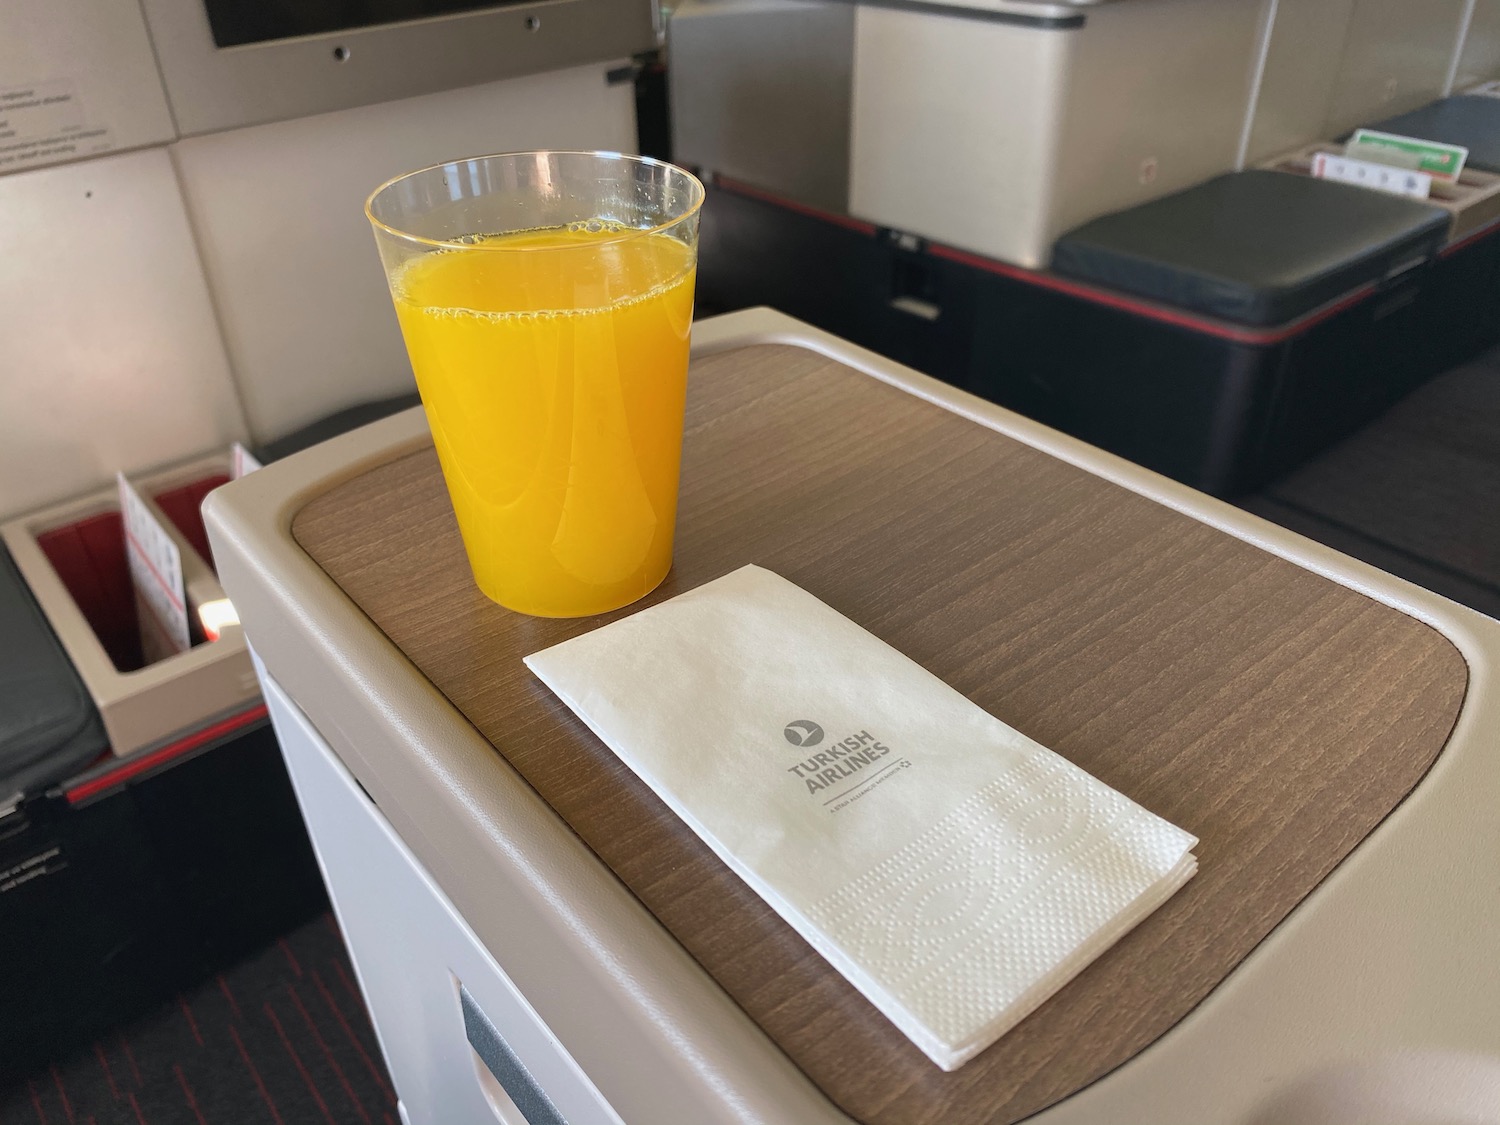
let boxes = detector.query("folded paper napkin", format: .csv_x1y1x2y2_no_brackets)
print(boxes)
525,565,1197,1070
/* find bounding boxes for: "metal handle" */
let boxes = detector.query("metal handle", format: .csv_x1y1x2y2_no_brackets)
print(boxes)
888,295,942,321
460,984,570,1125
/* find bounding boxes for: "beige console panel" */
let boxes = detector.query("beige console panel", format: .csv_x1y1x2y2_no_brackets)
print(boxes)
206,311,1500,1124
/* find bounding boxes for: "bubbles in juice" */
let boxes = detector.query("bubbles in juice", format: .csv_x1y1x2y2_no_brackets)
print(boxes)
392,225,696,616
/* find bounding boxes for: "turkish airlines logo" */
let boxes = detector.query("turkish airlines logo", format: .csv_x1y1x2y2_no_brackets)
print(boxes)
783,720,825,747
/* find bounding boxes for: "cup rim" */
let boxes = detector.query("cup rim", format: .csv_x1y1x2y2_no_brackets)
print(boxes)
365,149,706,251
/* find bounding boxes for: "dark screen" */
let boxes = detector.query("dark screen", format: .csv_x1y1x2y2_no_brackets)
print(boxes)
203,0,530,48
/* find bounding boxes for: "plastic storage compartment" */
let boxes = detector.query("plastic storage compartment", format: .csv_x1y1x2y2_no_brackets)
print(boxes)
1262,142,1500,241
0,454,325,1088
1348,96,1500,369
960,170,1452,496
1260,142,1500,374
0,452,259,757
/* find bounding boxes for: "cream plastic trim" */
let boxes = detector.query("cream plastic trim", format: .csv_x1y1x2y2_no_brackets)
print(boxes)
206,309,1500,1124
204,405,846,1125
2,450,259,758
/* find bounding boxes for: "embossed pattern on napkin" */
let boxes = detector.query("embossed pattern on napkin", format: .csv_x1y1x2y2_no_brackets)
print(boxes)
805,756,1196,1051
525,564,1198,1071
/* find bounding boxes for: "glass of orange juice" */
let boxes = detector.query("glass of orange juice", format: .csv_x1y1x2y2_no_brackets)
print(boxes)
366,151,703,617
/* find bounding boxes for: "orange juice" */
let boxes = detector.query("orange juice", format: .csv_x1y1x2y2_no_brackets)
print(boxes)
391,224,696,616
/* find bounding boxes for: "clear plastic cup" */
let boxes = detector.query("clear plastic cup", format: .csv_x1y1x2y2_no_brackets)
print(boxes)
367,151,703,617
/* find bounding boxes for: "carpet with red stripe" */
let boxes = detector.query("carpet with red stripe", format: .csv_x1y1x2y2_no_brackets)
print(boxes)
0,914,396,1125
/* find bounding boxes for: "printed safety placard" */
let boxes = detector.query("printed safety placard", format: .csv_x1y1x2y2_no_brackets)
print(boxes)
117,472,189,660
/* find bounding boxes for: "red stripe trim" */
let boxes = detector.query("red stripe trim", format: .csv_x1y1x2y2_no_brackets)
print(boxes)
714,176,879,236
178,996,204,1047
219,973,245,1021
712,176,1387,344
312,969,394,1103
288,984,373,1125
230,1025,285,1125
65,704,269,804
93,1044,120,1102
265,1002,338,1125
927,242,1377,344
49,1066,73,1125
333,960,364,1010
173,1066,207,1125
1439,214,1500,256
278,937,304,978
123,529,185,613
118,1034,143,1088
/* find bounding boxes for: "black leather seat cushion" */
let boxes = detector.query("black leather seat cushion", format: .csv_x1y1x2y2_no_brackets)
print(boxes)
1364,96,1500,173
0,544,107,800
1051,170,1449,326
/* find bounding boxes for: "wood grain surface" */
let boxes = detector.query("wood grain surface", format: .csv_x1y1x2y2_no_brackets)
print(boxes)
293,344,1468,1125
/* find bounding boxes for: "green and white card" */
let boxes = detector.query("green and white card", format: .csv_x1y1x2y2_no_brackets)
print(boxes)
1347,129,1468,182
